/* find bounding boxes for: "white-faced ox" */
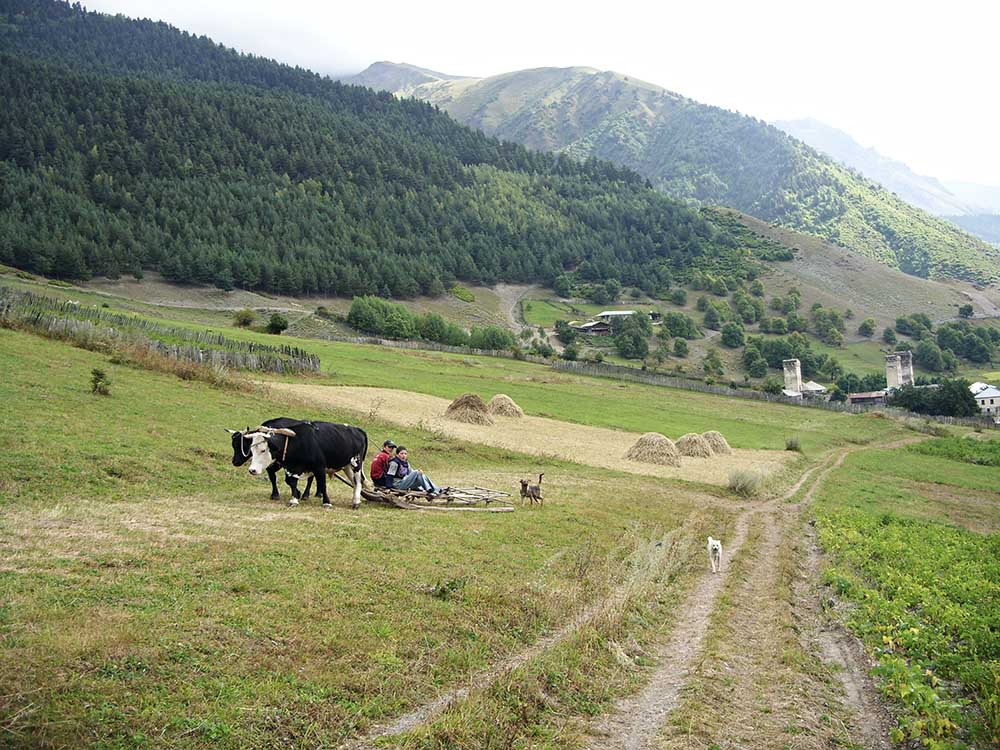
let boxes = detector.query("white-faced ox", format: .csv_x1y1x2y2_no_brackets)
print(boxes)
227,417,316,502
246,421,368,509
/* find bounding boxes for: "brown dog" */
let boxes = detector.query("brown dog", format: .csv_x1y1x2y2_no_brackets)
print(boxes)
519,473,544,505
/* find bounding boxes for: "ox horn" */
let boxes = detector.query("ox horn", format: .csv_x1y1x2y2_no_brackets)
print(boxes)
225,428,239,434
251,426,296,437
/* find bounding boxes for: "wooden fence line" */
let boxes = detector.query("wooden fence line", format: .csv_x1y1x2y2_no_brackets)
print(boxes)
0,286,320,373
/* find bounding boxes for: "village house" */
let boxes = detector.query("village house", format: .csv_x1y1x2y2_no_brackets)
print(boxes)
595,310,637,324
570,320,612,336
971,383,1000,418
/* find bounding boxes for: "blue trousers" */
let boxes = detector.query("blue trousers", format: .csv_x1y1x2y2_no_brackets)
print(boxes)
393,471,439,493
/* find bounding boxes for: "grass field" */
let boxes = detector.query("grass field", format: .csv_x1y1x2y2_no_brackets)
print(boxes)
0,327,734,748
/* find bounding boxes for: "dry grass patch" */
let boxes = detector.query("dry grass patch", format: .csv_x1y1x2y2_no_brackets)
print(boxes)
266,384,794,487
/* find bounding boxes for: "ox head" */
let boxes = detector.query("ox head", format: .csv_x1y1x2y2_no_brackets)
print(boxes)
226,427,254,467
244,426,297,476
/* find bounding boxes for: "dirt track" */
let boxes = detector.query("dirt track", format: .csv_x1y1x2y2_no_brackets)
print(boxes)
266,383,791,487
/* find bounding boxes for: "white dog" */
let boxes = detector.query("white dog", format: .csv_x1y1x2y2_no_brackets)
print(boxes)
707,536,723,574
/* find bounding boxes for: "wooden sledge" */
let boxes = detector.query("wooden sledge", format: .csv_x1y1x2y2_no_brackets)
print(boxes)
360,485,515,512
331,474,514,512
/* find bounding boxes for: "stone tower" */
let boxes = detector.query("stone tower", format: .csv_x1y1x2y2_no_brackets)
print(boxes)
885,350,914,389
782,358,802,392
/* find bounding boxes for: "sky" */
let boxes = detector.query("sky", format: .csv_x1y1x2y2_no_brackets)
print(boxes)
84,0,1000,185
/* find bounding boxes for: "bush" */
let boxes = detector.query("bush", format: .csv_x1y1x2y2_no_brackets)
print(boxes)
857,318,875,337
785,437,802,452
958,303,974,318
233,308,255,327
673,338,688,358
728,469,762,498
560,343,579,361
670,288,688,306
450,285,475,303
720,321,745,348
90,368,111,396
883,327,897,345
266,313,289,335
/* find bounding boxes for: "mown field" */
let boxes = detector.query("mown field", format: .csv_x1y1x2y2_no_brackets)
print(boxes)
814,439,1000,748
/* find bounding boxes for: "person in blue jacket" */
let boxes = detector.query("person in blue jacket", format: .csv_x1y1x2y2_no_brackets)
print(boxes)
385,446,440,495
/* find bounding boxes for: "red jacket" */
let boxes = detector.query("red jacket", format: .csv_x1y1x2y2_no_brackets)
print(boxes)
370,450,392,483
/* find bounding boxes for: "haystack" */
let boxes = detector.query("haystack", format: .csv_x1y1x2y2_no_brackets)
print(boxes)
676,433,714,458
625,432,680,467
488,393,524,418
444,393,495,425
701,430,732,455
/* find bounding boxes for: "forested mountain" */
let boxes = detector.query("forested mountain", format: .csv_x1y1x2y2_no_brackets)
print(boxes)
773,118,978,216
348,63,1000,284
0,0,749,298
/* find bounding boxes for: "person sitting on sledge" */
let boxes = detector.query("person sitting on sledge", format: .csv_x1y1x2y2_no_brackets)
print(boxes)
385,446,441,495
370,439,396,488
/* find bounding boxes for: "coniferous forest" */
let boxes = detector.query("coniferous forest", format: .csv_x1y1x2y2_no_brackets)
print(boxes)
0,0,762,298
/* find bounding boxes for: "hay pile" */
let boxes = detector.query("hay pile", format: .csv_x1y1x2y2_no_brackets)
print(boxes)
676,433,714,458
625,432,680,467
701,430,732,455
488,393,524,418
444,393,494,425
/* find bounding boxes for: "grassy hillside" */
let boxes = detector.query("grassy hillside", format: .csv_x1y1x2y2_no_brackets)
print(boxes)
351,63,1000,284
0,1,742,298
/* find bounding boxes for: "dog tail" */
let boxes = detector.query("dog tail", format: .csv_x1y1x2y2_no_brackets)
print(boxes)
538,473,544,485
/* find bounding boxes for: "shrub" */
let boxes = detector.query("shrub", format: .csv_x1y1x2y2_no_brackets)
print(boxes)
728,469,762,498
673,338,688,358
90,368,111,396
857,318,875,337
785,437,802,452
233,308,255,327
670,288,688,306
266,313,289,335
450,285,475,303
720,321,745,348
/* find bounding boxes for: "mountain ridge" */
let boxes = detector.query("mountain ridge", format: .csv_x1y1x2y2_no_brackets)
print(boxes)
348,62,1000,285
773,117,981,216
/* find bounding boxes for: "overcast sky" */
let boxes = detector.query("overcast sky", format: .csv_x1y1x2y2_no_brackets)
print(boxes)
85,0,1000,185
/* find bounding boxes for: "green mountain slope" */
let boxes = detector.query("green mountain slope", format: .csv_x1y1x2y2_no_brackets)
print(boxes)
0,1,746,298
348,63,1000,284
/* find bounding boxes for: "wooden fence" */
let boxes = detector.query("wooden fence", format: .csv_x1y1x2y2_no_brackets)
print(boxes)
0,287,320,374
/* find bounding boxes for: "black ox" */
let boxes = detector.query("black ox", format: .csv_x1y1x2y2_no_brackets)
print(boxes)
229,417,317,501
242,420,369,509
